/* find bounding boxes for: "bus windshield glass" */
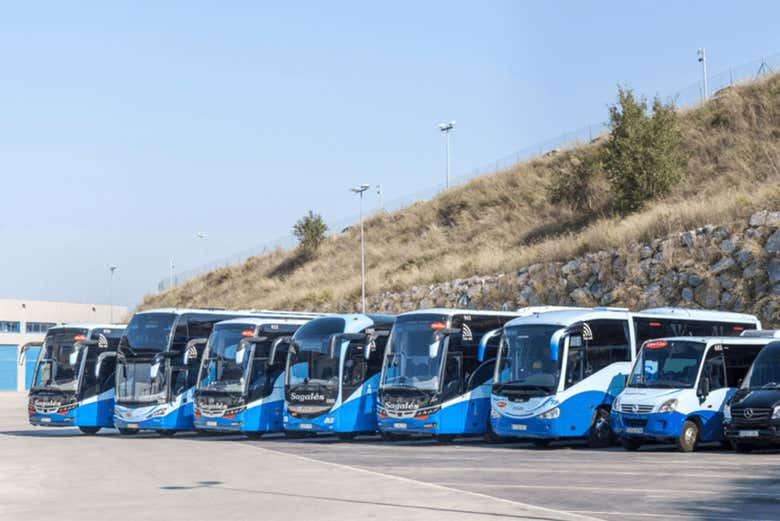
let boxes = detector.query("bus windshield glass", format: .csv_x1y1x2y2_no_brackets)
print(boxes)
494,324,562,393
116,359,167,403
32,328,89,392
197,324,251,393
629,340,706,389
381,317,445,392
122,312,176,353
287,318,346,388
743,347,780,390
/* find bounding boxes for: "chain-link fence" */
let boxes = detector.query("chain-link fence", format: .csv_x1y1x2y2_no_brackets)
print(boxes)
156,52,778,293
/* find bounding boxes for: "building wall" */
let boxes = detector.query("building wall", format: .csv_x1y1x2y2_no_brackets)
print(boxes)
0,299,129,391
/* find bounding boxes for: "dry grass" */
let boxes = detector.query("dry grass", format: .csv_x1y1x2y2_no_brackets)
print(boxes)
139,73,780,313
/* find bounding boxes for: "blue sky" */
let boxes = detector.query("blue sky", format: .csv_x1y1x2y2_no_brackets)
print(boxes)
1,1,779,308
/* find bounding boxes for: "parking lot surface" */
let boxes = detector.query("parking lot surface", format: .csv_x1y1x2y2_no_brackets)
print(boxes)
1,392,779,521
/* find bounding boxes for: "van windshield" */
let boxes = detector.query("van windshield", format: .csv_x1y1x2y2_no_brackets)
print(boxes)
629,340,706,389
743,347,780,389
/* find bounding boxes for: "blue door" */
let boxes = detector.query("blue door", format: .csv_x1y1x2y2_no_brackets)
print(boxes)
25,347,40,390
0,346,17,390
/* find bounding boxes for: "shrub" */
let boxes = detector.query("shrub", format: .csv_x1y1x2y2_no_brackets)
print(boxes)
602,87,687,214
547,149,606,213
293,211,328,258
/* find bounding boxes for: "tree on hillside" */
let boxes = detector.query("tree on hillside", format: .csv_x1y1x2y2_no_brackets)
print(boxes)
547,149,606,213
293,210,328,258
602,87,687,214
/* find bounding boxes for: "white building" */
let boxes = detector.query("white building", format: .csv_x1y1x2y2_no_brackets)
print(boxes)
0,299,129,391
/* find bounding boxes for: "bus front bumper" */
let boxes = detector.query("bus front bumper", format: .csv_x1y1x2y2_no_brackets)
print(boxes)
283,413,337,434
29,410,77,427
611,411,684,440
193,412,244,432
114,402,192,431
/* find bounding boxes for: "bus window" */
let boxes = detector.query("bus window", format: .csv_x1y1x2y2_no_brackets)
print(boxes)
722,344,764,388
566,320,629,389
701,349,726,391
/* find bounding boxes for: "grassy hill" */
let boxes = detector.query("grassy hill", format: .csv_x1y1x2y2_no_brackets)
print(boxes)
139,73,780,313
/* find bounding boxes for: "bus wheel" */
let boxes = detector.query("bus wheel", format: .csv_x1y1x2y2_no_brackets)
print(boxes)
676,420,700,452
532,439,551,449
78,426,101,435
620,437,642,451
337,432,356,441
379,431,408,442
484,422,503,444
118,428,139,435
588,409,615,448
284,431,310,439
435,435,456,444
730,441,753,453
245,432,264,440
156,429,176,437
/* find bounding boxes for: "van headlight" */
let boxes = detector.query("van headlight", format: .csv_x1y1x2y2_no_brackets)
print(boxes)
612,395,622,411
538,407,560,420
724,406,732,421
658,399,678,413
772,406,780,419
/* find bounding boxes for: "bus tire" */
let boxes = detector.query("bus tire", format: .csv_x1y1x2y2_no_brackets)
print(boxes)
588,408,615,448
244,431,264,440
730,441,753,453
379,431,408,442
435,435,456,443
156,429,176,437
78,426,101,435
676,420,700,452
118,428,139,435
532,439,551,448
484,421,503,444
284,431,310,439
336,432,356,441
620,437,642,451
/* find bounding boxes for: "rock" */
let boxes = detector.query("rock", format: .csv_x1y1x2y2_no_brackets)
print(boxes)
766,230,780,254
681,287,694,301
717,274,736,290
681,231,695,248
768,258,780,285
570,288,591,306
719,238,737,254
772,285,780,296
735,249,753,267
639,246,653,259
600,292,614,306
688,273,704,287
750,211,768,227
767,212,780,227
694,280,720,308
709,257,736,275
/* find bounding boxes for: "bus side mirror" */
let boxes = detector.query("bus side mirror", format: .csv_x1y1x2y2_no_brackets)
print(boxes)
431,327,459,358
183,338,208,365
329,333,366,359
17,342,42,366
69,340,98,365
699,377,711,398
95,352,117,378
236,336,268,364
478,328,502,362
363,330,388,360
269,336,292,366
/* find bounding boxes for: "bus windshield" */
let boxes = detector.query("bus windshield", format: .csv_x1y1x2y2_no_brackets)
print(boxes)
32,328,89,392
122,312,176,353
116,359,167,403
494,324,562,393
197,324,251,394
287,317,346,388
381,318,445,392
743,347,780,390
629,340,706,389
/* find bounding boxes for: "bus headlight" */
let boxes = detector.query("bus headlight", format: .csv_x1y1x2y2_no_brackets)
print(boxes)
658,399,678,413
612,395,622,412
324,417,335,424
491,409,501,419
723,405,732,420
772,406,780,419
538,407,560,420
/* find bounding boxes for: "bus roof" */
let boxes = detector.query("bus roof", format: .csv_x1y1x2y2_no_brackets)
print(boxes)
214,317,310,327
637,307,760,324
399,308,522,318
134,307,318,318
643,336,778,347
48,323,126,331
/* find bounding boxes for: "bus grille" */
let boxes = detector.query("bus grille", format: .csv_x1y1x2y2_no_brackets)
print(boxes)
623,418,648,428
620,404,654,414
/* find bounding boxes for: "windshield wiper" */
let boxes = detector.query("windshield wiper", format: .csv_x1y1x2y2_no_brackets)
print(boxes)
761,382,780,389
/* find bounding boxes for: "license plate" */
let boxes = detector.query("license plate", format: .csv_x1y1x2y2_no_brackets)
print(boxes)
40,417,51,423
127,423,139,429
626,427,643,434
206,421,217,427
511,424,527,431
739,430,759,438
393,422,407,429
299,423,313,430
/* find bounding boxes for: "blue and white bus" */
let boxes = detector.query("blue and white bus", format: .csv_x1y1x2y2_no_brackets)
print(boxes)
193,316,313,438
110,308,315,436
23,324,126,434
612,332,775,451
490,307,761,447
376,309,521,442
283,314,395,439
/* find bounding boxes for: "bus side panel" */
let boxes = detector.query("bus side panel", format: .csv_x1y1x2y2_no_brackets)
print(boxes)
336,373,380,433
76,389,115,428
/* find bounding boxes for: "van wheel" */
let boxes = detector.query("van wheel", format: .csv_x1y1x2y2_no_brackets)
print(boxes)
588,409,614,448
676,420,700,452
78,426,101,435
156,429,176,437
532,439,551,448
336,432,356,441
620,437,642,451
118,428,139,435
730,441,753,453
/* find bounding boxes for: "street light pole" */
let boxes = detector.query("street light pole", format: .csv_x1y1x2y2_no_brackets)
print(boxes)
109,265,117,322
438,121,456,189
697,48,708,101
351,184,370,313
